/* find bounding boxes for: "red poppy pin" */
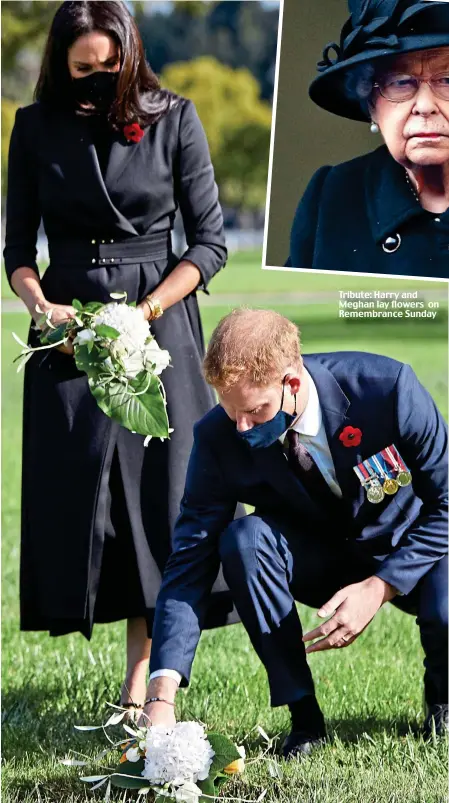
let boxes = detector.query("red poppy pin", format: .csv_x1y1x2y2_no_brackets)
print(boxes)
339,426,362,448
123,123,144,143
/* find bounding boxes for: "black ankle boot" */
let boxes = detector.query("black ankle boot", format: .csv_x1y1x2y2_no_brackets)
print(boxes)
423,703,449,739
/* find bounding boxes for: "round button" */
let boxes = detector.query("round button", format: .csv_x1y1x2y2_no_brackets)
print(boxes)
110,258,115,263
110,239,114,243
91,239,96,245
101,239,105,244
382,233,401,254
435,218,441,223
92,258,96,264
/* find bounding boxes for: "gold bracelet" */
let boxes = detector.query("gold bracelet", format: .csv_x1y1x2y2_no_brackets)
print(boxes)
144,295,164,321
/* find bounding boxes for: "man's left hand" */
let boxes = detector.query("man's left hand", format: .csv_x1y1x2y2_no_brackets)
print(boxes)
302,576,397,653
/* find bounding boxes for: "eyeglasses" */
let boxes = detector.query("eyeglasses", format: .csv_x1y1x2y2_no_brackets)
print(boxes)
374,74,449,102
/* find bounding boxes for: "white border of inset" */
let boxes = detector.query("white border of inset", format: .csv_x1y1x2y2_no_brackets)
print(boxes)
261,0,449,284
262,265,449,283
261,0,284,271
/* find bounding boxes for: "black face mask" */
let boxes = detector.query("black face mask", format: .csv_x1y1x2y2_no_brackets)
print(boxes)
72,71,119,111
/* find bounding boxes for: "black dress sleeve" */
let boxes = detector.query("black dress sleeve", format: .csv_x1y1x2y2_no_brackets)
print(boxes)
3,107,41,292
286,165,332,268
174,99,227,290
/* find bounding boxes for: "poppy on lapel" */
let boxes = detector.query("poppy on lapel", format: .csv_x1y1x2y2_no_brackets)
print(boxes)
123,123,144,143
339,425,362,447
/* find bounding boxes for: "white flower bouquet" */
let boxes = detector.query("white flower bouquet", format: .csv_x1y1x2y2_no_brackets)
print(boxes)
13,292,172,440
64,706,246,803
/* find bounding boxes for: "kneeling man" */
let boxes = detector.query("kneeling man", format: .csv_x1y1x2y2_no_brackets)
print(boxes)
144,309,448,756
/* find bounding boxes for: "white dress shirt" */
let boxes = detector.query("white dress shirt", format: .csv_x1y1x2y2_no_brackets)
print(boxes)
150,370,341,685
281,369,342,498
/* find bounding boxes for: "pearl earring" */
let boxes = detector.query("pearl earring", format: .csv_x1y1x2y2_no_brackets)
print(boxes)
370,121,379,134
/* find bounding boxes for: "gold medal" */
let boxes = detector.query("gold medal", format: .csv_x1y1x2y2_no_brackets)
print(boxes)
396,470,412,487
383,477,398,495
385,446,412,488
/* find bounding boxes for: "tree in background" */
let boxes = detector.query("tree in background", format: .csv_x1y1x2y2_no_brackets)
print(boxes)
161,56,271,213
1,1,57,195
215,118,271,214
1,1,55,76
139,1,279,101
1,99,19,196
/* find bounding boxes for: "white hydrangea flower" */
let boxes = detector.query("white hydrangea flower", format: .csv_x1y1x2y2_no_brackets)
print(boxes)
94,303,149,350
74,329,96,345
141,722,215,786
144,339,171,376
93,303,170,381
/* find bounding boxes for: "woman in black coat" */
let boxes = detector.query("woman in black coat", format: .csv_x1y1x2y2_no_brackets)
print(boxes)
4,0,237,713
287,0,449,278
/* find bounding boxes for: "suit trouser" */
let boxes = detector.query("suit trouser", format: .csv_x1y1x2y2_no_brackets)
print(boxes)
218,514,448,708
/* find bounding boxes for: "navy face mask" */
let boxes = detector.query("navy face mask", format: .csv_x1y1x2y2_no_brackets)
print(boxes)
237,380,297,450
72,71,119,111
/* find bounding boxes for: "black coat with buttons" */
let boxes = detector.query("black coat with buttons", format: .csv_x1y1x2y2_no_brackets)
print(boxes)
287,145,449,279
4,99,239,637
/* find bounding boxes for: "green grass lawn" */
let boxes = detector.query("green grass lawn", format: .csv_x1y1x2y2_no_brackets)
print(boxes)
2,253,448,802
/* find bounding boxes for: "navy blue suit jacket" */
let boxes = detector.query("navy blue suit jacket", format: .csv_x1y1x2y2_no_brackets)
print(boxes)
151,352,448,683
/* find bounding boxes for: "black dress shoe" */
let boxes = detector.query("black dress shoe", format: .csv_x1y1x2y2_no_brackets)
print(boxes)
423,704,449,739
281,729,326,759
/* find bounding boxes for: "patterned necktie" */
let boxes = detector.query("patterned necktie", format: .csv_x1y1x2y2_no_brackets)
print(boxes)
286,429,341,508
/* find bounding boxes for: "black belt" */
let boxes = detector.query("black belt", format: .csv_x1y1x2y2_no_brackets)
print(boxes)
48,232,172,267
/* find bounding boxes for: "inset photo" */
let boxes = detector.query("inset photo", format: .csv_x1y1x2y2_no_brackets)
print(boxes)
265,0,449,279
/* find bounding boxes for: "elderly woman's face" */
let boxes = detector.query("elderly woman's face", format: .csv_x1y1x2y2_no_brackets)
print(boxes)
371,48,449,168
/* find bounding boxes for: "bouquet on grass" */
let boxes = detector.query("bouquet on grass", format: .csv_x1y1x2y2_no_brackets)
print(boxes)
63,704,246,803
13,292,172,441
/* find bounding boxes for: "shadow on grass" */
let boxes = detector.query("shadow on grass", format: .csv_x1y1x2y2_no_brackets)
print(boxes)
327,713,420,741
2,681,115,761
242,714,421,756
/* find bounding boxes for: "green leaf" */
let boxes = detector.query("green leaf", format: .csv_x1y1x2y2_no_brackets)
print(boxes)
73,347,169,437
72,298,83,311
129,300,137,307
214,775,229,792
73,345,103,382
110,758,149,789
95,324,120,340
90,373,169,437
87,339,94,354
207,734,241,775
83,301,104,313
129,370,152,392
41,323,69,345
197,776,216,802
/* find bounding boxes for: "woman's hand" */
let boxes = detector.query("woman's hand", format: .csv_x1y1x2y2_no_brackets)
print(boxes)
137,261,202,321
137,300,151,321
35,301,77,355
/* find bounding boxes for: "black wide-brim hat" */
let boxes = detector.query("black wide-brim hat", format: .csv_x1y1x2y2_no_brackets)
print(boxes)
309,0,449,122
